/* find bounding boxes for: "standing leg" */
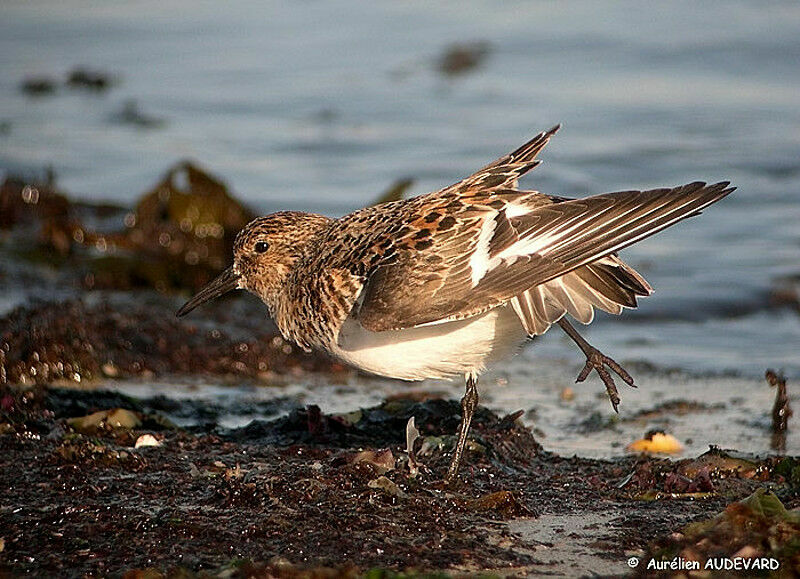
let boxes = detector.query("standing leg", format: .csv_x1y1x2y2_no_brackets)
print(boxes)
557,318,635,413
445,372,479,485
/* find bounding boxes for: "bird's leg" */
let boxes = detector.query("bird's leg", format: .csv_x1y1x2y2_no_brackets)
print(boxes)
445,372,479,485
557,318,635,413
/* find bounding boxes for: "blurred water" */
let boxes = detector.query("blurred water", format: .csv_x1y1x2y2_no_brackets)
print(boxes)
1,0,799,386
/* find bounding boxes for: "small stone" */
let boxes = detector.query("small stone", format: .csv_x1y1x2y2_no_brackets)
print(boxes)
101,362,119,377
134,434,160,448
67,408,141,433
466,490,533,517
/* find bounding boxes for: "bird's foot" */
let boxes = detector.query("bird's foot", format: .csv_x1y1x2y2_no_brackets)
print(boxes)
575,346,635,413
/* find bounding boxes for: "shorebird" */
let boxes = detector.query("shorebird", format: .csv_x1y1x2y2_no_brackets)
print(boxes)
177,125,734,483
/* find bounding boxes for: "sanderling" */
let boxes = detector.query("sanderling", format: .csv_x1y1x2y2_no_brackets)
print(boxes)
177,125,734,483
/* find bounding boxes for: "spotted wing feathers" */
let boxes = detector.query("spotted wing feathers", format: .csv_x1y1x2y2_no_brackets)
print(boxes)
446,124,561,194
357,181,734,332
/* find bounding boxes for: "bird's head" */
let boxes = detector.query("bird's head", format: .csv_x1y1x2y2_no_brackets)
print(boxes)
176,211,331,317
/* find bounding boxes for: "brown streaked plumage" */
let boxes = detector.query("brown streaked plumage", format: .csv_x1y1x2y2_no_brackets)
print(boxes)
177,125,735,484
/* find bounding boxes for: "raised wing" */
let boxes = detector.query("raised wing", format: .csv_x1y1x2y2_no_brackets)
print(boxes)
443,124,560,195
357,181,734,332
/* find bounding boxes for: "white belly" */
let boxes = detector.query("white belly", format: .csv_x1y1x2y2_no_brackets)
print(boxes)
329,305,527,381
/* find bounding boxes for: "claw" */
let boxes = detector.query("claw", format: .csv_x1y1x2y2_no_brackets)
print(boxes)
576,347,634,412
557,318,636,412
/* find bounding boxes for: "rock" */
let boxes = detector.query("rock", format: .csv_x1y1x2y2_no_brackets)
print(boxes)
437,41,491,76
68,408,142,434
20,76,57,96
134,434,161,448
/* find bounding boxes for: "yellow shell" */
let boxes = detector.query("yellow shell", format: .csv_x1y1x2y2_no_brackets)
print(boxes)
627,432,683,454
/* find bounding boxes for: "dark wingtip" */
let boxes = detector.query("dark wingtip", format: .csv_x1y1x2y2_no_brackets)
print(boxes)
546,123,562,136
709,180,736,199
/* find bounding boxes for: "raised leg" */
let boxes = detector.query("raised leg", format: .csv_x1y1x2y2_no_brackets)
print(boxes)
445,372,479,485
557,318,635,413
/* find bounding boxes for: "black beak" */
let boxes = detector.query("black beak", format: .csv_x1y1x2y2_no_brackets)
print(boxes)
176,266,240,317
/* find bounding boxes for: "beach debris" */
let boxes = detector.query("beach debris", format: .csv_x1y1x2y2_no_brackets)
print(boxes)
497,409,525,429
305,404,327,437
465,490,533,518
134,434,161,448
616,470,636,489
773,457,800,487
635,489,717,502
405,416,421,476
632,399,725,420
1,160,254,292
663,470,714,494
627,430,683,454
21,67,116,96
330,409,362,427
20,76,57,96
66,67,114,92
768,275,800,314
110,99,165,129
437,41,491,76
644,488,800,570
5,382,797,575
766,369,792,452
67,408,141,434
625,452,721,500
577,410,619,433
418,435,447,457
0,299,341,386
367,476,407,498
351,449,395,474
119,161,254,288
679,447,760,480
0,176,78,255
55,437,145,469
189,460,242,480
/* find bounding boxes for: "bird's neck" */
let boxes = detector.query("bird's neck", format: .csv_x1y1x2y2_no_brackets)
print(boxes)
262,212,332,327
286,212,334,262
270,213,344,351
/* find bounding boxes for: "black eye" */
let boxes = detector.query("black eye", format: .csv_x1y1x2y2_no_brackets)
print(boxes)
254,241,269,253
